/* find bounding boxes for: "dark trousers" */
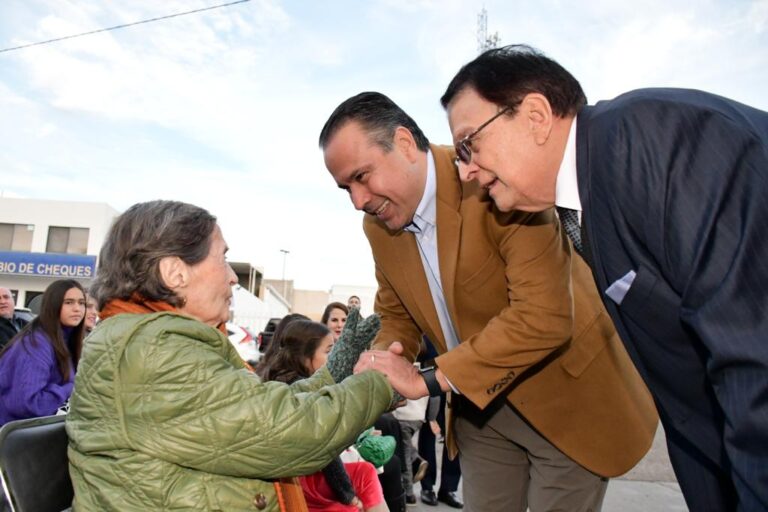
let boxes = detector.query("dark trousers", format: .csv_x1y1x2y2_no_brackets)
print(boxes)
417,394,461,493
378,455,406,512
662,414,738,511
375,413,406,511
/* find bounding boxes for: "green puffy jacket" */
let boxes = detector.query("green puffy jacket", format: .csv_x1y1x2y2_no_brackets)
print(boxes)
67,312,392,511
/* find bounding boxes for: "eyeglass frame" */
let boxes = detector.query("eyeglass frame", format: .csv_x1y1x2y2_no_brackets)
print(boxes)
454,106,512,166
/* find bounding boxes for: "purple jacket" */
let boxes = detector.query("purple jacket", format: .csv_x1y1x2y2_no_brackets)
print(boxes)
0,326,75,425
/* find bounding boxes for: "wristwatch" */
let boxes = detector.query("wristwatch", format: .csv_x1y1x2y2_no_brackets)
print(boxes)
419,366,443,397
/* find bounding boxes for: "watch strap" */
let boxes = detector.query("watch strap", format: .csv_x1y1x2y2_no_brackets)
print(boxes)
419,366,442,397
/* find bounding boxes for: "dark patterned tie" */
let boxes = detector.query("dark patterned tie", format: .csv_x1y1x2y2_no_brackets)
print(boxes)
556,207,583,256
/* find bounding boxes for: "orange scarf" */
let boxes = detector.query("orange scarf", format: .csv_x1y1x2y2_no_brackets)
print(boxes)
99,295,308,512
100,294,228,333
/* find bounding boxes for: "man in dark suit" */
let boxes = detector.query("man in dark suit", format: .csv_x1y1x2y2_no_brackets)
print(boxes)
440,44,768,511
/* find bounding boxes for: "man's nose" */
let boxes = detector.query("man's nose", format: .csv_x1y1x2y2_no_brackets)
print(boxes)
227,264,238,285
350,187,371,212
456,159,478,182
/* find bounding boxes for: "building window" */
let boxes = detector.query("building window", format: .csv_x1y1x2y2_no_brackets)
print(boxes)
0,223,34,252
46,226,89,254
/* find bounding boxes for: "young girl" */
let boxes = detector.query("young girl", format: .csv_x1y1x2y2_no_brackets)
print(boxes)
84,291,98,335
0,279,86,425
257,319,388,512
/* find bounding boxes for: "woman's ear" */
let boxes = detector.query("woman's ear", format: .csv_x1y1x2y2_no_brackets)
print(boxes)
158,256,188,291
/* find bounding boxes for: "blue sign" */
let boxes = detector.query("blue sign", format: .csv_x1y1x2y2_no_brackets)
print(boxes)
0,251,96,278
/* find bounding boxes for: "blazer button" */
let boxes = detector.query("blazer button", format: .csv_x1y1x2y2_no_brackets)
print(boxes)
253,493,267,509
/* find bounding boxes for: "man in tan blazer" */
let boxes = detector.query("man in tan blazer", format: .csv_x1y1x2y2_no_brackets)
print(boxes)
319,91,657,512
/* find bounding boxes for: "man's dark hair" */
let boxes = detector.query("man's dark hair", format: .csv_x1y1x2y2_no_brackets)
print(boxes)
440,44,586,117
318,91,430,152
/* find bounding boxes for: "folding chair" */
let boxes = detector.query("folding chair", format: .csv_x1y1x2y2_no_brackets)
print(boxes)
0,415,72,512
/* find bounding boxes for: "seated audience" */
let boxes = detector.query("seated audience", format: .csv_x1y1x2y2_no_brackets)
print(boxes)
260,312,406,512
67,200,393,511
0,279,86,425
258,318,388,511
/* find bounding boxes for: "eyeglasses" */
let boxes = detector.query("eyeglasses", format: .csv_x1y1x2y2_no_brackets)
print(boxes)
454,106,511,166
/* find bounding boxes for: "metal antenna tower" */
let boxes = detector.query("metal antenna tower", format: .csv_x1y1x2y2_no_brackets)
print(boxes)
477,7,500,54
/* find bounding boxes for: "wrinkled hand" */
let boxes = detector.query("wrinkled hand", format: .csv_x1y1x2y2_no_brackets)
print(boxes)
326,309,381,383
354,342,428,400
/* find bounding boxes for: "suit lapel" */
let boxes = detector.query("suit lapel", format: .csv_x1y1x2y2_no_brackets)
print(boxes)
392,229,438,331
576,107,597,273
433,146,463,338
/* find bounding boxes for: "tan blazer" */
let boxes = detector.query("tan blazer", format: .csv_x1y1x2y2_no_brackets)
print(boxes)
366,145,657,477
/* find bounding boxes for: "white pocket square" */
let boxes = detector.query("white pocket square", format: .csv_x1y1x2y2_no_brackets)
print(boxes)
605,270,637,305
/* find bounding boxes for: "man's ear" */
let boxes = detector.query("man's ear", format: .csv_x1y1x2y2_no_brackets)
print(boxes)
522,93,554,145
393,126,420,163
158,256,188,291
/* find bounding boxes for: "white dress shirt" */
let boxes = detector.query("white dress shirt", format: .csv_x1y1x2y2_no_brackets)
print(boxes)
404,150,462,353
555,116,583,218
557,116,636,304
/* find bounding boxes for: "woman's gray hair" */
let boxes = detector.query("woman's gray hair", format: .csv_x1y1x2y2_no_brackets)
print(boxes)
91,200,217,309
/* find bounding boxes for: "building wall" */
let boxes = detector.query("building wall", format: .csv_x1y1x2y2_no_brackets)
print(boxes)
0,197,120,306
292,289,331,321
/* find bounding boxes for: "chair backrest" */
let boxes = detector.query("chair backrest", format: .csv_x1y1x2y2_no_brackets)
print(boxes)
0,415,73,512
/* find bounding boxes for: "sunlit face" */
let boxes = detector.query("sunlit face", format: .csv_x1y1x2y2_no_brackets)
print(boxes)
323,121,426,231
0,287,14,319
306,333,335,374
326,307,347,341
178,225,238,327
85,294,98,331
447,87,558,212
348,296,361,309
60,287,86,327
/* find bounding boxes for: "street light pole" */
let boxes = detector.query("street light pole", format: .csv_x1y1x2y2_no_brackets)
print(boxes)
279,249,290,300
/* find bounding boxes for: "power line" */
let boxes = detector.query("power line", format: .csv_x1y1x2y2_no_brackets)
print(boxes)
0,0,251,54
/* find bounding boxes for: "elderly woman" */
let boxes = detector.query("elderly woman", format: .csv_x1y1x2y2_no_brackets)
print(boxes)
67,200,392,512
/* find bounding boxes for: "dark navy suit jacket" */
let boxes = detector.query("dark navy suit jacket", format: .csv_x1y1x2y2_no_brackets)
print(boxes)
576,88,768,511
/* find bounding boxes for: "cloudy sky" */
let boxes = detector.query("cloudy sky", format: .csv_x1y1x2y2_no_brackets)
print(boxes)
1,0,766,290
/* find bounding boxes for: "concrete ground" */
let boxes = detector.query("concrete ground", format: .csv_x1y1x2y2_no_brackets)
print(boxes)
409,421,688,511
